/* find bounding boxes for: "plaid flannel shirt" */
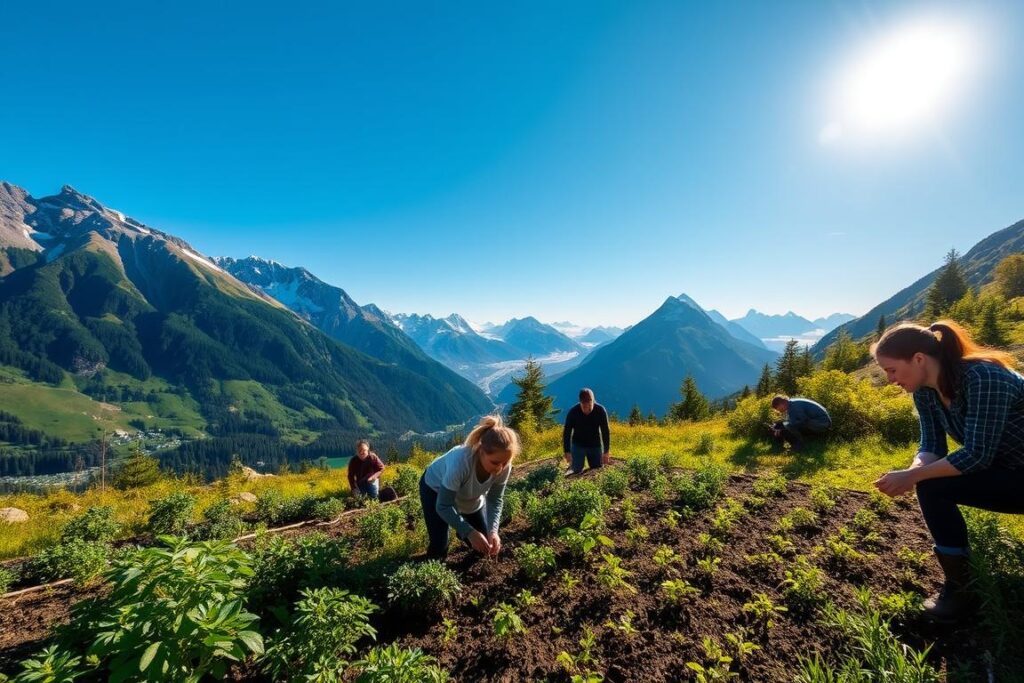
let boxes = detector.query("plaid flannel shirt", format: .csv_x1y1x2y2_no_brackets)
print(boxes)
913,361,1024,474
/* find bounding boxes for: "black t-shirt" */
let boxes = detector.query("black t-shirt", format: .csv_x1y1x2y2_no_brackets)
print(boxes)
562,403,611,452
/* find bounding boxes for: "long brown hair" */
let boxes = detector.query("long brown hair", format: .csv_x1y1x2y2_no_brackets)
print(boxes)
872,319,1015,399
464,414,521,462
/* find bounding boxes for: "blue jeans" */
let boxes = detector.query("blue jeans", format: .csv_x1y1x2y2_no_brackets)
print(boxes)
419,476,487,559
357,480,380,499
570,444,604,474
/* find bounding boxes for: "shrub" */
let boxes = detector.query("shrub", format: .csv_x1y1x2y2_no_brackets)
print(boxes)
727,396,775,440
517,463,563,493
357,502,407,547
249,533,350,610
265,587,377,681
389,465,421,498
61,506,119,543
673,463,727,512
597,467,630,499
147,491,196,535
694,432,716,456
255,490,316,525
501,488,526,525
353,644,449,683
31,539,108,585
526,481,608,536
515,543,557,582
311,496,347,521
387,560,462,614
198,499,246,540
781,557,827,613
0,565,16,594
81,537,263,682
625,456,660,490
752,474,788,498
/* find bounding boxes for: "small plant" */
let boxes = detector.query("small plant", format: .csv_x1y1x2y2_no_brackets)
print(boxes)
743,494,768,511
352,643,448,683
766,534,796,556
557,626,603,681
780,556,828,613
311,496,346,521
605,610,640,638
661,578,700,604
265,587,377,681
673,463,727,512
653,545,683,576
818,532,869,575
596,552,636,594
147,491,197,534
710,499,746,539
752,474,788,498
61,506,120,543
686,637,737,682
515,589,538,608
387,560,463,614
561,569,581,594
558,512,614,560
12,645,84,682
357,502,406,547
696,532,725,557
850,508,880,536
896,547,929,571
514,543,557,582
625,455,661,489
694,432,717,455
724,629,760,664
809,484,839,514
875,590,924,622
441,618,458,646
742,593,787,632
744,552,783,573
774,516,795,535
867,491,895,516
491,602,526,639
526,481,608,536
0,565,16,594
663,508,682,529
784,507,819,533
620,497,640,528
597,467,630,499
30,539,108,585
695,556,722,580
519,463,563,493
198,499,246,540
625,524,650,546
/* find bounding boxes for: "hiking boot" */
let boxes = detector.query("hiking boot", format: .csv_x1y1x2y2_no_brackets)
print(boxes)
922,549,973,623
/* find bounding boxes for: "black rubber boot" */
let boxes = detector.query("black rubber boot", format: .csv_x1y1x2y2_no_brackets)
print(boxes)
922,549,973,623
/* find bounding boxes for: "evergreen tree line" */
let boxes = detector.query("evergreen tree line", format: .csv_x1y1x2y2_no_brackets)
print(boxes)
0,445,102,477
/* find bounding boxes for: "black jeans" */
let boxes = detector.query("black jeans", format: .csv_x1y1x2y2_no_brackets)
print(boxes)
915,466,1024,552
770,421,826,450
419,476,487,559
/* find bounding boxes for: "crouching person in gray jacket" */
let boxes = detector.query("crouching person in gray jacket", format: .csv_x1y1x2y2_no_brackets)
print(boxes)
419,415,520,559
770,395,831,452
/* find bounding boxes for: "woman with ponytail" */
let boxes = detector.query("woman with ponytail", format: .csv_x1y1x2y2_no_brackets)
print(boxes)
419,415,520,559
872,320,1024,621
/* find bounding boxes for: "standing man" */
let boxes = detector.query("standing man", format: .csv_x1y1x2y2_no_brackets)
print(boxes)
347,439,385,499
562,388,611,474
770,395,831,452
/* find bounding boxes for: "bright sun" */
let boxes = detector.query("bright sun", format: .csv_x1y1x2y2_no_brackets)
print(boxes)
822,19,977,144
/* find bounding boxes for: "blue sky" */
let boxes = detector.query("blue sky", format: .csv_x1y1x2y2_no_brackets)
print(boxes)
2,1,1022,327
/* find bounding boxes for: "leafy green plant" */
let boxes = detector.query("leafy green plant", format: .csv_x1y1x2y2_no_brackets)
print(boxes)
352,643,448,683
514,543,557,582
661,578,700,604
818,531,869,575
625,524,650,546
12,644,84,683
387,560,462,614
311,496,346,521
597,467,630,499
596,553,636,594
491,602,526,639
147,491,197,534
743,494,768,511
695,556,721,580
744,552,783,573
389,465,422,498
61,506,119,543
867,491,895,517
686,637,737,682
781,556,828,613
441,618,458,646
694,432,716,456
198,499,247,540
255,489,315,525
850,508,880,536
874,591,924,622
556,626,603,682
673,463,727,513
248,532,350,610
30,539,108,585
784,507,819,533
752,474,788,498
809,485,839,514
605,610,639,638
0,565,16,594
653,545,683,576
518,463,563,493
724,629,760,664
265,587,377,682
357,502,406,547
663,508,682,529
558,512,614,560
767,533,797,556
515,589,538,608
80,536,263,682
742,593,787,632
625,455,660,490
526,481,608,536
697,532,725,557
561,569,580,594
710,499,746,539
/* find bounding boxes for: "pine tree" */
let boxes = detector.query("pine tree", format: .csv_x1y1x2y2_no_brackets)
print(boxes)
926,249,969,318
799,345,814,377
113,448,163,490
507,358,559,433
670,374,711,422
994,253,1024,299
775,339,803,395
628,404,643,426
876,314,886,340
978,301,1007,346
646,411,658,426
823,329,868,373
755,364,774,398
740,385,752,400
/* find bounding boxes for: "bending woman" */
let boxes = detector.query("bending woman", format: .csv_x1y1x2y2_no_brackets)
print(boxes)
872,320,1024,621
420,415,520,559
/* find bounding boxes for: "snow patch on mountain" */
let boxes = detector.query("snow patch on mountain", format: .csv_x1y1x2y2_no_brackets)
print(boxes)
263,280,324,314
182,248,225,273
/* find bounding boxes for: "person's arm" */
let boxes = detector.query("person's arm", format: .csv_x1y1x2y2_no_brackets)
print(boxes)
347,460,358,489
435,486,474,537
946,366,1012,474
874,391,954,497
600,406,611,455
913,391,948,462
366,454,385,482
562,411,573,455
484,472,510,535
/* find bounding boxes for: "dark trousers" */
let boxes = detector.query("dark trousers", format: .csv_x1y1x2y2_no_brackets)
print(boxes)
419,476,487,559
771,421,827,451
915,466,1024,552
570,444,603,474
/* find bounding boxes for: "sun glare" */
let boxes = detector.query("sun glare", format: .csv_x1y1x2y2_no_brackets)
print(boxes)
822,18,977,144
